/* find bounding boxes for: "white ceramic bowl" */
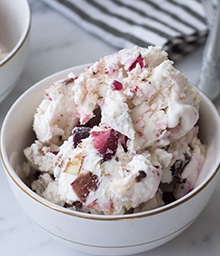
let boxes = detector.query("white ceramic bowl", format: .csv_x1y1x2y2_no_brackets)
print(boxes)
0,0,31,103
1,65,220,256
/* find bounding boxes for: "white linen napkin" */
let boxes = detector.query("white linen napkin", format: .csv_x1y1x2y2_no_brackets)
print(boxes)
41,0,208,60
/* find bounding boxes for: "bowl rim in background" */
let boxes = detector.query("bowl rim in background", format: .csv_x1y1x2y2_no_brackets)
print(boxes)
0,0,31,67
1,65,220,221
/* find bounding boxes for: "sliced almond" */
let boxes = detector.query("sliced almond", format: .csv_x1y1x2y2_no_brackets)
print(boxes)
64,155,83,175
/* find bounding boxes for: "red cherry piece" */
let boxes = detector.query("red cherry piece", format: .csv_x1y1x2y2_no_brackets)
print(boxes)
128,55,145,71
111,80,123,91
72,127,91,148
71,172,99,202
91,128,119,161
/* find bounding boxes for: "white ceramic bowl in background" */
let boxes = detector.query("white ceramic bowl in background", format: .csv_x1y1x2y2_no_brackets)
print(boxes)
1,65,220,256
0,0,31,103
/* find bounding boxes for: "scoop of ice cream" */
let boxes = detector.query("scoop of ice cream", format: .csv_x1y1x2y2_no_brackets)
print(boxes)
52,125,162,214
33,76,79,145
24,45,206,215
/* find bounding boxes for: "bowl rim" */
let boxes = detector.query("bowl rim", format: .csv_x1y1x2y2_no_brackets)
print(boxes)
1,65,220,221
0,0,31,67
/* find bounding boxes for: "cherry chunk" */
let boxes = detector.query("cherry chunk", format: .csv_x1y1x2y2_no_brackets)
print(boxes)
128,55,145,71
72,127,91,148
91,128,119,161
71,172,99,202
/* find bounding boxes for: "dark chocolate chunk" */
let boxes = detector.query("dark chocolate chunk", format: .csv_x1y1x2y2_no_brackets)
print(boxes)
135,170,147,182
171,153,191,183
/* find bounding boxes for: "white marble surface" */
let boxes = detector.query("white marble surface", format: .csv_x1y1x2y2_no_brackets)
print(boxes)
0,1,220,256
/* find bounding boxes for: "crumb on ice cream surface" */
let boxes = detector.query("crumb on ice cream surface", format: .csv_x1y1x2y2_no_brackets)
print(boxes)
24,46,206,215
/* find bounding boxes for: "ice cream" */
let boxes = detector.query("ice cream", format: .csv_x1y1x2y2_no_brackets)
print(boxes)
24,46,206,215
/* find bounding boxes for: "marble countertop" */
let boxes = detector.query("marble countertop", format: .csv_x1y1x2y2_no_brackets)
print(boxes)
0,1,220,256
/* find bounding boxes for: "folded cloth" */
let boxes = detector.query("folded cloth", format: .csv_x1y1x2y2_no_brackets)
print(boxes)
41,0,208,60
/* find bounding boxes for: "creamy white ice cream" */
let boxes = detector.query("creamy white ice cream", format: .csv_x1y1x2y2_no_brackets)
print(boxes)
24,46,206,215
